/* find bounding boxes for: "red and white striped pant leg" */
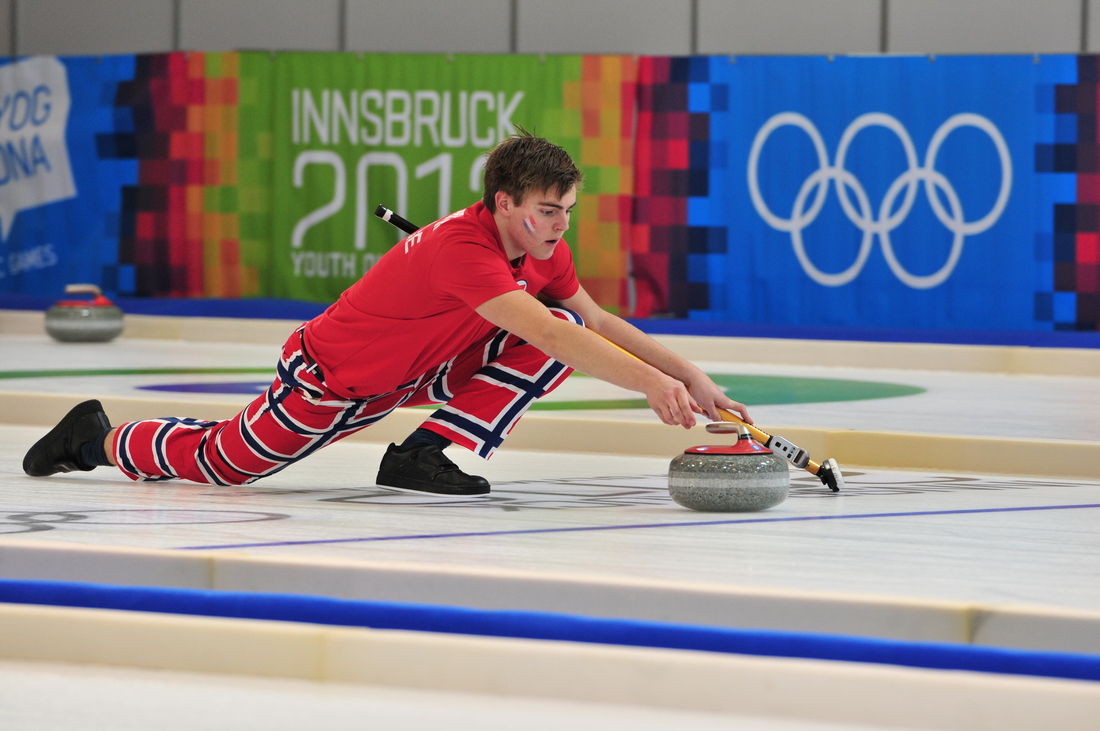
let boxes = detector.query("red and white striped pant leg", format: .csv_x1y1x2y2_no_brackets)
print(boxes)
406,307,582,458
112,330,411,485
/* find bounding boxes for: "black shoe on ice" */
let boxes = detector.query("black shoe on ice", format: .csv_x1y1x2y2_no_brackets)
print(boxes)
376,443,490,496
23,400,111,477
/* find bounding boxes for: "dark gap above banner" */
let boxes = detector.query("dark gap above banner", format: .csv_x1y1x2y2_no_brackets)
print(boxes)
3,293,1099,349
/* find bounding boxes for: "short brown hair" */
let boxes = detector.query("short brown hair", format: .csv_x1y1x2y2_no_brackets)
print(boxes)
482,129,583,212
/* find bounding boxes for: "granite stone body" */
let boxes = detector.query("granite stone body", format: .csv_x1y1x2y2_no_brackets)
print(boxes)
45,304,124,342
668,450,790,512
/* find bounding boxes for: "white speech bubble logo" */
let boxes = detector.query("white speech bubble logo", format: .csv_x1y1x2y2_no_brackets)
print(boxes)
0,56,77,241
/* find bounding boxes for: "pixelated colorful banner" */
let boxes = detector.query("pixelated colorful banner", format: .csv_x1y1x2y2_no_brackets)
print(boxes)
0,51,633,313
106,52,273,299
632,54,1096,332
0,52,272,300
3,52,1099,333
1035,55,1100,331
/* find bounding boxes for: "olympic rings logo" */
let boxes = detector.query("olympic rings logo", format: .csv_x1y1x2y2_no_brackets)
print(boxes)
747,112,1012,289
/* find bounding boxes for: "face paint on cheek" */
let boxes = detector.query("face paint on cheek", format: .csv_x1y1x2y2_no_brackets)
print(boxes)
523,216,537,235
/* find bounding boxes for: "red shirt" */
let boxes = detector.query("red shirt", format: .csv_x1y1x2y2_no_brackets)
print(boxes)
304,202,580,399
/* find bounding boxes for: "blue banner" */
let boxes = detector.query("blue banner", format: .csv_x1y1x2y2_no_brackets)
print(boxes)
0,55,138,297
685,55,1077,330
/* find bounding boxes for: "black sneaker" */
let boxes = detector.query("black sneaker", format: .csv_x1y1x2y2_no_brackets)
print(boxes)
376,443,490,495
23,400,111,477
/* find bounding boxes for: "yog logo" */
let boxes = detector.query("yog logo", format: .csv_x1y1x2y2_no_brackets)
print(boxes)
747,112,1012,289
0,56,76,241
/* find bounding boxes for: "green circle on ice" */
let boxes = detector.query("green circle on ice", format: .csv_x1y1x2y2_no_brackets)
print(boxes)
528,372,924,411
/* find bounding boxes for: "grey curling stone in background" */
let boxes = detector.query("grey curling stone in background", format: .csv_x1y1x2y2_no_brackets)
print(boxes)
668,422,789,512
45,284,124,342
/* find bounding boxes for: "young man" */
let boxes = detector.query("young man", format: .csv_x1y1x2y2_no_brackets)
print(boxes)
23,132,751,495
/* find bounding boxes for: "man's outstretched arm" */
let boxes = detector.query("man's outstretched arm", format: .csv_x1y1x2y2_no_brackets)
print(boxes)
557,286,751,425
475,288,751,428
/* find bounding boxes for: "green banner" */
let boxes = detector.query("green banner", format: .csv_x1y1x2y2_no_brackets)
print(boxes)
269,53,588,303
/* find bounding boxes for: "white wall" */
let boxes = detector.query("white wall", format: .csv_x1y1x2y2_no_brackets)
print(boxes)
345,0,512,54
888,0,1081,54
180,0,341,52
0,0,11,56
698,0,881,55
516,0,692,55
2,0,1095,57
1088,0,1100,51
17,0,174,55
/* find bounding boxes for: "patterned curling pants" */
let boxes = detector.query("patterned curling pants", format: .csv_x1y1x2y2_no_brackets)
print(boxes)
112,308,582,486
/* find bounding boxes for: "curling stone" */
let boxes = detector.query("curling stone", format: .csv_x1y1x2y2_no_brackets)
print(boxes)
45,284,124,342
668,422,789,512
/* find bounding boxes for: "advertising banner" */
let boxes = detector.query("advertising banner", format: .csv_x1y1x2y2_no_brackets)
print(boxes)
270,53,635,309
3,50,1096,333
633,54,1081,330
0,52,636,311
0,55,138,296
0,52,271,300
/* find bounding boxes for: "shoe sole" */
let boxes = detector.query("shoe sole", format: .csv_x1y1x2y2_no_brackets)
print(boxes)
23,400,108,477
375,483,490,499
375,474,490,496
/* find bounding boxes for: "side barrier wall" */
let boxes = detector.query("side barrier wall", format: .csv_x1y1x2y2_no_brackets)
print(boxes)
0,52,1096,333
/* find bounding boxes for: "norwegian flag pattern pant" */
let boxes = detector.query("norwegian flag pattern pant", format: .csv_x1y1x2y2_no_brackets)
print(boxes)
112,308,582,486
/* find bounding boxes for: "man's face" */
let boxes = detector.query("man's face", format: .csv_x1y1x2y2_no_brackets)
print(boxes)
505,186,577,260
